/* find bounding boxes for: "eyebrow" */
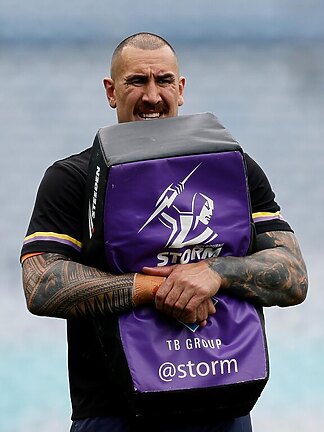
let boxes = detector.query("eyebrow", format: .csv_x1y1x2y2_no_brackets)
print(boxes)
124,72,176,82
158,73,176,80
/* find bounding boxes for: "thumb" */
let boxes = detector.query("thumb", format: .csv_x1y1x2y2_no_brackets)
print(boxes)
142,265,175,277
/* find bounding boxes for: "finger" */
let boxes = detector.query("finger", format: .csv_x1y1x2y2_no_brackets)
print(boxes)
142,265,175,277
207,298,217,315
161,290,185,318
154,277,174,311
178,299,202,324
196,301,209,323
168,293,192,319
198,300,216,326
154,270,192,317
162,276,202,320
198,319,208,327
156,280,192,318
180,298,215,325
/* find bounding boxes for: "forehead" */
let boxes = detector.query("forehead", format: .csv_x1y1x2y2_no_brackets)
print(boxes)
113,46,179,78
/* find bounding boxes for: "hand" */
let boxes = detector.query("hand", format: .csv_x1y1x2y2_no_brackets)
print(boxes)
142,261,222,324
195,298,217,327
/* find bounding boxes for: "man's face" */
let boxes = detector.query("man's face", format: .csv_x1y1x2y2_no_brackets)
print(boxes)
103,46,185,123
198,197,214,225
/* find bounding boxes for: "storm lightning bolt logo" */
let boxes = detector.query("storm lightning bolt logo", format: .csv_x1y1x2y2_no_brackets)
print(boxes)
138,163,218,249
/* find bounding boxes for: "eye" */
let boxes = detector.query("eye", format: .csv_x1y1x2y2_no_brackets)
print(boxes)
158,75,175,85
125,76,146,86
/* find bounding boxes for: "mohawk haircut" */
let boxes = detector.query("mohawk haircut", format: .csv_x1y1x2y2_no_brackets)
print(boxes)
110,32,177,77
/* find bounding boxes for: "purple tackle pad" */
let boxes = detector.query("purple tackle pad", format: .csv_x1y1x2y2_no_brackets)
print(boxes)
83,113,269,418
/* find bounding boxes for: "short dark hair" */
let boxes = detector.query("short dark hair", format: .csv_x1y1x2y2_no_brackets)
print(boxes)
110,32,177,77
113,32,175,57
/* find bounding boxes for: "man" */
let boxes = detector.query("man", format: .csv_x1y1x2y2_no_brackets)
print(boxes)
21,33,308,431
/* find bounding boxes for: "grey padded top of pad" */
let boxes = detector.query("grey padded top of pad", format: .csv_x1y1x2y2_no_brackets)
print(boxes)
95,112,241,166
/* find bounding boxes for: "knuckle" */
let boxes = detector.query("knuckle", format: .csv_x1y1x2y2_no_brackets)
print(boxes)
155,291,164,302
184,303,196,315
172,302,183,314
182,313,196,324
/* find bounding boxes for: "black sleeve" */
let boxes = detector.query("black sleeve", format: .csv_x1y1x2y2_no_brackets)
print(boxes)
20,161,86,262
245,154,293,235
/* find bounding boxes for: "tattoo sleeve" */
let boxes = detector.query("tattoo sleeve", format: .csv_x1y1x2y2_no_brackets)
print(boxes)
22,253,135,319
208,231,308,307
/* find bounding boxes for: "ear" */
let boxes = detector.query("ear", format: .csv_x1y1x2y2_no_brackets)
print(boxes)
103,78,117,108
177,76,186,107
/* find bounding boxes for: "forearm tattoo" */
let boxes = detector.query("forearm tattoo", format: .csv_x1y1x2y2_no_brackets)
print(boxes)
23,253,134,319
208,231,308,307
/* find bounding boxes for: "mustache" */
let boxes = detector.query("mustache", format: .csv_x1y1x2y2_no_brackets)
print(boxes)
135,101,167,112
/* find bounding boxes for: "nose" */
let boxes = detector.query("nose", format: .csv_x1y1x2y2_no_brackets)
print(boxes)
142,80,162,105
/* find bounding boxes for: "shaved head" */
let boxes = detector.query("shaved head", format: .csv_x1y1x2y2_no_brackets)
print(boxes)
110,32,178,79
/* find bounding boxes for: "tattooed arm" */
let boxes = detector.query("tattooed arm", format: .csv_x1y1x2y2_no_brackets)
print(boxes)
22,253,164,319
22,253,134,318
143,231,308,323
210,230,308,307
